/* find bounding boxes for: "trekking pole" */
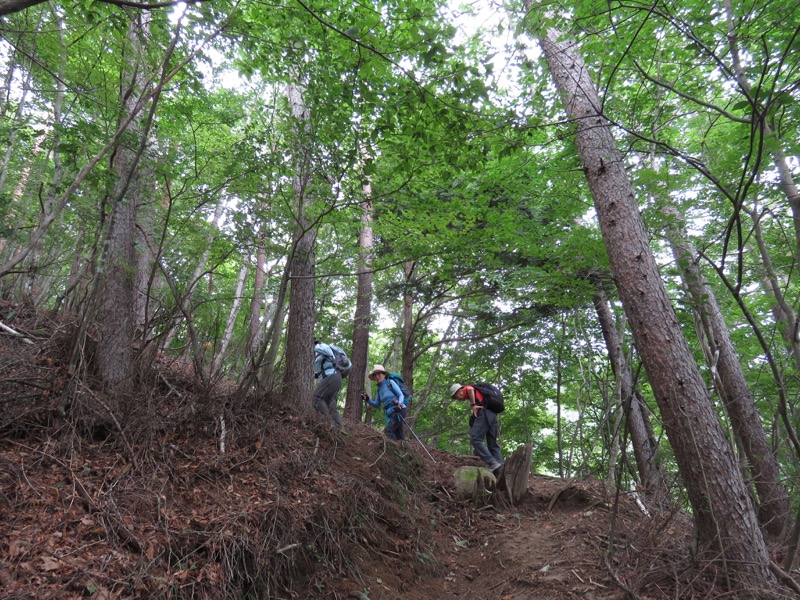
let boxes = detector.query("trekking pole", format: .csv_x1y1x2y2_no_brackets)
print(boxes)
399,414,436,463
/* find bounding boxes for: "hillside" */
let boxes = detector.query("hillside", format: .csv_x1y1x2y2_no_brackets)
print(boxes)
0,305,772,600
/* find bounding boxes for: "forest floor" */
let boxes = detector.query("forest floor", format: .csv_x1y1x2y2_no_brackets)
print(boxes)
0,303,797,599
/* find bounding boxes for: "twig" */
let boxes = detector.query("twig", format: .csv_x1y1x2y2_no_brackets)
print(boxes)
275,543,300,554
603,552,640,599
0,321,34,344
547,484,574,512
368,436,388,467
19,457,43,499
439,484,453,501
769,561,800,595
77,381,138,470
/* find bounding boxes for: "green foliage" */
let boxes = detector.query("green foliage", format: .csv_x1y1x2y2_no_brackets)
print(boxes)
1,0,798,498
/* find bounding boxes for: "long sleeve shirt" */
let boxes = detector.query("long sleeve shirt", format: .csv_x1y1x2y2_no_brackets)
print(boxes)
366,378,406,419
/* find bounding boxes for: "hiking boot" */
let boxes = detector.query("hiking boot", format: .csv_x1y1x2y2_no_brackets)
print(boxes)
490,463,503,476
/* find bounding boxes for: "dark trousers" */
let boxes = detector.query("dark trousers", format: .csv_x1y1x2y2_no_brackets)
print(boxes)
470,409,502,467
384,407,407,440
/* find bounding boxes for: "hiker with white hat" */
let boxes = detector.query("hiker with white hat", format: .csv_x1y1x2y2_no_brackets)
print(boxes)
362,364,407,440
450,383,504,474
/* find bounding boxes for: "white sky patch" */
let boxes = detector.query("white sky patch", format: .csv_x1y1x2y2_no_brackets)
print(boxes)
448,0,539,97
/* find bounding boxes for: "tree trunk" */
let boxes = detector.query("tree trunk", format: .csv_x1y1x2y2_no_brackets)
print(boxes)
345,163,374,421
536,25,775,586
245,232,267,367
281,80,315,405
94,13,153,394
0,0,47,16
0,50,32,193
401,261,417,392
665,208,792,541
211,263,248,377
15,14,67,308
593,287,671,506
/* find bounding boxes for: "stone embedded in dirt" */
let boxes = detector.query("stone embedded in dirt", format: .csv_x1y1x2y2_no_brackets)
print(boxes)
453,465,496,499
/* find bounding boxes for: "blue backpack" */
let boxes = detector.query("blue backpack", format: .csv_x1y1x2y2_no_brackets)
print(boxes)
387,372,411,406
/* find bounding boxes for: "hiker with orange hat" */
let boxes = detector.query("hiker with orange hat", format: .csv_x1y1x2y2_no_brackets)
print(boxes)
362,364,407,440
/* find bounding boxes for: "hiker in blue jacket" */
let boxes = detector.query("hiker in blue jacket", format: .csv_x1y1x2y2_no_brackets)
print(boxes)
313,339,344,430
362,364,407,440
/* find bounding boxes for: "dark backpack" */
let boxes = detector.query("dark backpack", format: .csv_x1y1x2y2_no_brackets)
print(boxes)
387,372,411,406
473,382,504,414
328,344,352,378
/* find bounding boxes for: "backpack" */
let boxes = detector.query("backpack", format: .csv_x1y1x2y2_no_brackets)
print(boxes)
473,382,504,414
328,344,352,378
387,372,411,406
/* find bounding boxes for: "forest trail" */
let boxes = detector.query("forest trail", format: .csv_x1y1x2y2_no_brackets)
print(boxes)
0,315,712,600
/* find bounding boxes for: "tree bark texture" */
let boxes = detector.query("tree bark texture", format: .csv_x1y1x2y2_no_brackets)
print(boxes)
537,26,774,584
95,13,152,394
665,209,792,541
282,80,315,405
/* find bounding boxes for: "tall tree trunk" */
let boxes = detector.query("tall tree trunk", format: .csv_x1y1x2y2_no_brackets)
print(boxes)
664,208,792,542
345,161,374,421
748,208,800,371
94,13,153,394
592,287,670,506
282,80,315,405
536,25,775,586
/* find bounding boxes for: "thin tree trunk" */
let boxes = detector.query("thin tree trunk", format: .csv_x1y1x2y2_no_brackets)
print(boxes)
17,29,67,306
245,232,267,366
536,25,775,586
724,0,800,260
0,53,32,193
160,201,224,350
256,258,290,393
593,287,671,507
748,208,800,371
414,310,458,421
345,161,374,421
211,263,248,376
555,315,565,478
401,261,417,389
